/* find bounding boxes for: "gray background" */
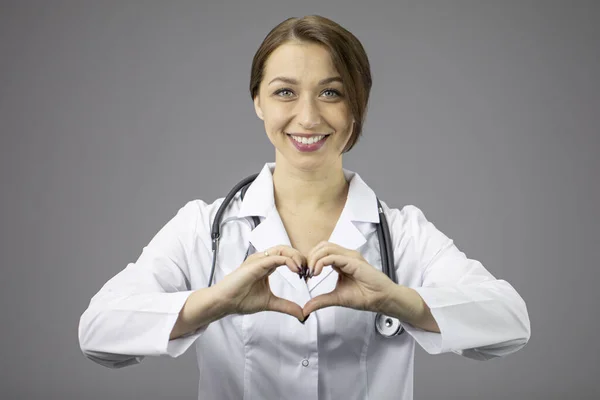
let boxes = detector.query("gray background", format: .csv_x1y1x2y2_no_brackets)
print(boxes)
1,0,598,399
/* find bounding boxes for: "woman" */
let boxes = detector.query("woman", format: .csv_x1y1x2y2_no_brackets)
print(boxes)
78,15,530,400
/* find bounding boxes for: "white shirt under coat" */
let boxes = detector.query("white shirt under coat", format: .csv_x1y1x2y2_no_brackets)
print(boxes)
78,162,531,400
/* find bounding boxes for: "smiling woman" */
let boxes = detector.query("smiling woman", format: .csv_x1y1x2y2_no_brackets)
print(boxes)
254,42,355,172
78,14,531,400
250,16,371,155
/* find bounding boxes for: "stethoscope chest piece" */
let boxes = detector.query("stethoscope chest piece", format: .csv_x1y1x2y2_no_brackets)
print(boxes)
375,313,404,337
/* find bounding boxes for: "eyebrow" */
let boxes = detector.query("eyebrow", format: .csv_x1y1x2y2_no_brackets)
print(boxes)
268,76,343,86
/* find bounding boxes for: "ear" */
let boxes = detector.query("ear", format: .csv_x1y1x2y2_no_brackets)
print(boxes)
253,96,264,121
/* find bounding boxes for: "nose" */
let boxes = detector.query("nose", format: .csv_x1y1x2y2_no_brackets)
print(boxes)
297,97,322,130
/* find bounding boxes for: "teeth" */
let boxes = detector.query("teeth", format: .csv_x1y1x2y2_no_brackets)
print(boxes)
291,135,325,144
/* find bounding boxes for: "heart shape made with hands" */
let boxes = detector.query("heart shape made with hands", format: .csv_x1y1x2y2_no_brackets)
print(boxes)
270,241,396,320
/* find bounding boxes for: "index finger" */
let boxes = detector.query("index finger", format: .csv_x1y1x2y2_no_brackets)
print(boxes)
254,246,299,269
252,245,307,276
281,246,309,277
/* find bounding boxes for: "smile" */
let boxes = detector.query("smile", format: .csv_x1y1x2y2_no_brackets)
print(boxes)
286,133,329,152
288,134,327,144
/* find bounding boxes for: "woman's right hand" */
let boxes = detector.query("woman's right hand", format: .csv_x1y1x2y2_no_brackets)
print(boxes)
214,245,308,321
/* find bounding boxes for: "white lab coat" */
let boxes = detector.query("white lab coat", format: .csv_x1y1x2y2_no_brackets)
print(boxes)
78,162,530,400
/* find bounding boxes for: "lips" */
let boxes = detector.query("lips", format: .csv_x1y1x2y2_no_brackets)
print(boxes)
287,133,329,152
286,133,330,137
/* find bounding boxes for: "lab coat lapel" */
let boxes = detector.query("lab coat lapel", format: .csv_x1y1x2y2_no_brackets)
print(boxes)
247,207,308,292
307,170,380,292
239,163,307,292
306,208,367,292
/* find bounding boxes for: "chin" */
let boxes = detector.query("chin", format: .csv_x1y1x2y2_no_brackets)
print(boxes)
289,155,335,171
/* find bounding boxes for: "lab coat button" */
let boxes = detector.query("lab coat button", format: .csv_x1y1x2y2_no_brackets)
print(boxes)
302,359,309,367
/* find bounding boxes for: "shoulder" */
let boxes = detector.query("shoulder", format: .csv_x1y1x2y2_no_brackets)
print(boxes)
379,201,430,233
380,201,450,244
177,198,226,219
172,195,241,234
380,201,453,262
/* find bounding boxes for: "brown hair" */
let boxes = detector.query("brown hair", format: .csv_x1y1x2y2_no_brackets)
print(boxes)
249,15,372,153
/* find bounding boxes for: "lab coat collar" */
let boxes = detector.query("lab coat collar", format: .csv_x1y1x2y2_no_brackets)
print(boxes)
237,162,379,292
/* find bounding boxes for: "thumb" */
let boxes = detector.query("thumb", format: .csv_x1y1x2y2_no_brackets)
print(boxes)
267,295,304,321
303,292,340,316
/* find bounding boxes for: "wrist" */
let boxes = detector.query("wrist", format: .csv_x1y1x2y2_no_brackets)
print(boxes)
186,285,232,328
207,282,237,317
388,286,440,332
170,284,234,340
376,284,425,325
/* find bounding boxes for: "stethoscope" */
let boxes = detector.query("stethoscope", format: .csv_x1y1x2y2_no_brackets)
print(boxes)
207,173,405,338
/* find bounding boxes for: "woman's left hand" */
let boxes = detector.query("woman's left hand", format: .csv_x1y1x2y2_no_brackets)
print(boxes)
302,241,398,316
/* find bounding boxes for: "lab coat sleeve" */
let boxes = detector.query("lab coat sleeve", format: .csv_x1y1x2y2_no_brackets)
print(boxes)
392,205,531,360
78,200,212,368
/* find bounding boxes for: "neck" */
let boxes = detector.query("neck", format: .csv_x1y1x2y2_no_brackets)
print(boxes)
272,159,349,214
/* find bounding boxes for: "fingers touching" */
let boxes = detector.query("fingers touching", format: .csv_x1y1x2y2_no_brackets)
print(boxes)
247,245,306,275
307,242,359,277
267,296,304,321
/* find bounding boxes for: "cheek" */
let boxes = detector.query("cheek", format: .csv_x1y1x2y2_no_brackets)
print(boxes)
263,104,291,131
324,104,352,127
264,116,286,133
329,114,353,134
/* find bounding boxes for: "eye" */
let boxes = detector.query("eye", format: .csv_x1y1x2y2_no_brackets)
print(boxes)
274,88,294,98
321,88,342,98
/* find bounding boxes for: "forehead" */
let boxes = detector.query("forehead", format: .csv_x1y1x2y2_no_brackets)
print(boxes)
263,42,339,82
